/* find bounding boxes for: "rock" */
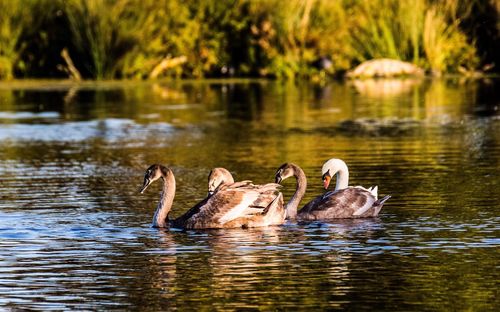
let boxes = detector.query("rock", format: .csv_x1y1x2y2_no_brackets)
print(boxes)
346,58,424,78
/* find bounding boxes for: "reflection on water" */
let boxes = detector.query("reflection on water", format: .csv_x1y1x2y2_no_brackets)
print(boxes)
0,79,499,310
0,118,173,142
350,78,423,98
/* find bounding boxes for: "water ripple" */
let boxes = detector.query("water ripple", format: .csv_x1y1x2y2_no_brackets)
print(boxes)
0,118,173,142
0,79,499,310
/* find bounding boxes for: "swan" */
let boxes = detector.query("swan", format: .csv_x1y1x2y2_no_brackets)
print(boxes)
275,159,390,220
208,168,234,195
140,164,285,229
208,167,278,214
207,167,254,195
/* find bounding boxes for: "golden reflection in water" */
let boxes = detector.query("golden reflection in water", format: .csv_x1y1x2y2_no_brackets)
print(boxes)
150,226,357,308
0,78,487,130
423,79,477,121
350,78,423,98
0,79,498,310
144,231,177,298
152,83,187,100
63,86,79,104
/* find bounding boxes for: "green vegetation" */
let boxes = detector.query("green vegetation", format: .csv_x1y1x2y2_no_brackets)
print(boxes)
0,0,32,79
0,0,498,80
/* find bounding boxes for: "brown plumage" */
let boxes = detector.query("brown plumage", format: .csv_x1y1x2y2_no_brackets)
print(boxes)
207,167,277,213
275,160,390,220
140,164,285,229
298,188,390,220
207,167,235,195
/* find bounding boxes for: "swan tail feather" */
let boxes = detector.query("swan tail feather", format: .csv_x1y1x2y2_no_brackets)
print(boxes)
262,193,285,225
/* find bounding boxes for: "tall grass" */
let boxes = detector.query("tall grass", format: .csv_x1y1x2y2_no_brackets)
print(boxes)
423,2,478,74
0,0,32,79
348,0,425,65
0,0,494,79
349,0,404,61
65,0,136,79
61,0,246,79
347,0,478,73
245,0,348,78
119,0,192,79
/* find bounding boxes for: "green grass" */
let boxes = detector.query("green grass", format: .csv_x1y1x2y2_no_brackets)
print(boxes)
0,0,33,79
0,0,493,80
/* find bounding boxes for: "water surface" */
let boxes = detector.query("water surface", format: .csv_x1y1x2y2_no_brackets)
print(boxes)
0,79,499,310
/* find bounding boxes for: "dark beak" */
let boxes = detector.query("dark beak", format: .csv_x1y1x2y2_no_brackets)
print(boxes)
208,191,214,197
140,178,151,194
275,175,282,184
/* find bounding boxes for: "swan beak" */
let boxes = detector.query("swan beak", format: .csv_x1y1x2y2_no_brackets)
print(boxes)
275,175,282,184
140,178,151,194
323,175,331,190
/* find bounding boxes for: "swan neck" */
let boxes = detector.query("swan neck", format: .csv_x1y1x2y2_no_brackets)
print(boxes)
152,169,175,228
335,167,349,191
286,164,307,220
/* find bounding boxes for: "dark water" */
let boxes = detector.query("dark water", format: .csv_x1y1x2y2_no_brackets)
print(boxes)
0,79,499,310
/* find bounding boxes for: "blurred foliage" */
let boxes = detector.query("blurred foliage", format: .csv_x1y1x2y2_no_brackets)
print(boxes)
0,0,498,80
65,0,137,79
0,0,33,79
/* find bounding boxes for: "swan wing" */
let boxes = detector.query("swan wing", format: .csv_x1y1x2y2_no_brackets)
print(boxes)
352,194,377,216
354,185,378,199
172,196,210,227
299,187,377,219
227,180,253,188
184,183,280,228
222,182,281,211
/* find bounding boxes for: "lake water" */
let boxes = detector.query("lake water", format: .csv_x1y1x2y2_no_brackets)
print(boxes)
0,78,499,310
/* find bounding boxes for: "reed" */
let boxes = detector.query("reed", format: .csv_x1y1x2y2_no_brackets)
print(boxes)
64,0,136,79
0,0,494,79
423,2,478,74
246,0,346,78
119,0,192,79
348,0,478,73
121,0,240,78
0,0,32,79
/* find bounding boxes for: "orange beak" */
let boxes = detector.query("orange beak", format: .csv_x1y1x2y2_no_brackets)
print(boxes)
323,175,331,190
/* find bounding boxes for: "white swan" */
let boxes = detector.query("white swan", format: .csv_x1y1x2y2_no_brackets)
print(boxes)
275,159,390,220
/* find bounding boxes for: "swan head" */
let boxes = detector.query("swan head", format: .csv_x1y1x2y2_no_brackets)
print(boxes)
140,164,167,193
275,163,296,184
207,168,234,196
321,158,348,190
